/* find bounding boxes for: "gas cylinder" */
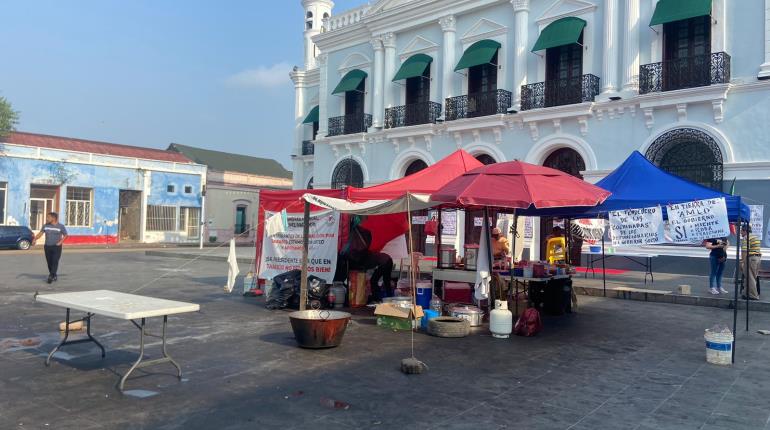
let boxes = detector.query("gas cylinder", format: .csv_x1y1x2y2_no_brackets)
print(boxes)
331,283,347,309
490,300,513,339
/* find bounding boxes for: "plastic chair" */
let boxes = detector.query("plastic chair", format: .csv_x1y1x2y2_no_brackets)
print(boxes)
546,237,566,264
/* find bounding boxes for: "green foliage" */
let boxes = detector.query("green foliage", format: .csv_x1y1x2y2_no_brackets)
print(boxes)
0,96,20,139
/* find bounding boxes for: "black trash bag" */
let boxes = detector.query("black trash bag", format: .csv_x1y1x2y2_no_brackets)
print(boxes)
265,270,331,310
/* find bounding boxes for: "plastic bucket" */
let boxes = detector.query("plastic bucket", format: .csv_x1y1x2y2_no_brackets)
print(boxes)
416,284,432,309
589,245,601,253
704,329,733,365
421,309,440,330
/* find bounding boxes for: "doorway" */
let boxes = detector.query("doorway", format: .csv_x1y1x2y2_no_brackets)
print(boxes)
118,190,142,242
29,185,59,232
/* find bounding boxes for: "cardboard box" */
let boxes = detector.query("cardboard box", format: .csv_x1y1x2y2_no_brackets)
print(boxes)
374,304,424,330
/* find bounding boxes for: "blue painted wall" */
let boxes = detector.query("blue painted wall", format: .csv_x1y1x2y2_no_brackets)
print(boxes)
0,156,202,241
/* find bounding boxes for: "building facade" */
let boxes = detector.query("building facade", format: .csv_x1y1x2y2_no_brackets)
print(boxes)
167,144,293,244
292,0,770,258
0,132,206,245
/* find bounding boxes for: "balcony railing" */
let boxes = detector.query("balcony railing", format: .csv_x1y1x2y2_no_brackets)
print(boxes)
301,140,314,156
639,52,731,95
327,113,373,136
384,101,442,129
445,89,512,121
520,74,601,111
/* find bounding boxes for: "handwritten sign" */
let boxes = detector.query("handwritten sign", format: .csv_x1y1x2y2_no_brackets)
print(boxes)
411,215,428,225
608,207,665,246
666,198,730,243
259,210,339,283
523,217,533,240
750,205,764,240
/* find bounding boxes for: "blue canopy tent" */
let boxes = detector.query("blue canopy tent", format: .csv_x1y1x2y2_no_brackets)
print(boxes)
518,151,749,220
516,152,750,362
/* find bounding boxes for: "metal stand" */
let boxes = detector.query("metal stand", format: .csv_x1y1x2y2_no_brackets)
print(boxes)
46,308,106,366
119,316,182,392
586,254,654,284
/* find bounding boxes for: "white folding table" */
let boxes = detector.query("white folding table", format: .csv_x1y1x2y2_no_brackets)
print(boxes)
36,290,200,392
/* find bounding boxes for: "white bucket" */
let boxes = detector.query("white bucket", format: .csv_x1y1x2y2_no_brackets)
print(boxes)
704,329,733,366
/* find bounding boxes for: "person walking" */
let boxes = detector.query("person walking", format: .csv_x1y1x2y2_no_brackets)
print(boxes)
32,212,68,284
740,225,762,300
704,237,728,295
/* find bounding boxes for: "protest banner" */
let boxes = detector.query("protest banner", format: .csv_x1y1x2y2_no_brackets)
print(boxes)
259,210,339,282
750,205,764,239
666,198,730,244
608,207,665,246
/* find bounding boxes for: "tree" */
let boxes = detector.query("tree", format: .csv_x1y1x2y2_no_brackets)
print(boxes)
0,96,19,139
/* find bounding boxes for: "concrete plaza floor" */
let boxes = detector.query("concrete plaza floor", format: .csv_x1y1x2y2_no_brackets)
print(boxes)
1,250,770,429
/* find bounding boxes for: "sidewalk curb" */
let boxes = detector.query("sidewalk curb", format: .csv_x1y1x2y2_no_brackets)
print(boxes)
573,285,770,312
145,250,255,265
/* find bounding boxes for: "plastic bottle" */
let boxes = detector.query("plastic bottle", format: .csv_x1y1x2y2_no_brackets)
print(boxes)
430,295,443,314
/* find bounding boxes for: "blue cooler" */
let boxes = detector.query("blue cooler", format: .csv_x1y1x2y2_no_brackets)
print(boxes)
416,284,432,309
421,309,440,330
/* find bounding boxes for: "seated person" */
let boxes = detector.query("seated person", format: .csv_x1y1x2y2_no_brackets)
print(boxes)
339,220,394,303
491,227,511,260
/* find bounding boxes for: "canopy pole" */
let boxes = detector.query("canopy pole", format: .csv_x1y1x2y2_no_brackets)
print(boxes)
437,209,443,268
483,207,495,308
299,201,311,311
746,222,751,332
565,219,572,266
511,211,518,317
601,222,607,298
732,213,742,363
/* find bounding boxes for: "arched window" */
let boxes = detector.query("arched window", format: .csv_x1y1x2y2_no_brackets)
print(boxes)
307,177,314,190
323,12,330,19
404,159,428,177
543,148,586,178
646,128,723,190
306,11,313,18
474,154,497,165
331,159,364,189
306,11,313,30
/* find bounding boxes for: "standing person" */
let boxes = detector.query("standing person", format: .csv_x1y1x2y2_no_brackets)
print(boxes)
704,237,728,295
490,227,511,260
32,212,68,284
341,218,393,303
740,225,762,300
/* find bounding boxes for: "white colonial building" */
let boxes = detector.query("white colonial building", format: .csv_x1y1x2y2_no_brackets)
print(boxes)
291,0,770,259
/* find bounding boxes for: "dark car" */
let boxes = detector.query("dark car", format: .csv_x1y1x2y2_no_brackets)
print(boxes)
0,226,34,250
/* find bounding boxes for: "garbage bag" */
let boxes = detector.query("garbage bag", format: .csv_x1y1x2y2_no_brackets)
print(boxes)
265,270,331,310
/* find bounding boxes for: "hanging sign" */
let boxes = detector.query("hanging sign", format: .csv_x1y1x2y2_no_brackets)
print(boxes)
750,205,764,240
523,217,533,240
411,215,428,225
608,207,665,246
666,198,730,243
259,210,340,283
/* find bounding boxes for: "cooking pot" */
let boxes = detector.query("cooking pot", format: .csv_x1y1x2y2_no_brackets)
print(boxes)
449,305,484,327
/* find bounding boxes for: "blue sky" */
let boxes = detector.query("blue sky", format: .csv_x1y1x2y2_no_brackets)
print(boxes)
0,0,368,169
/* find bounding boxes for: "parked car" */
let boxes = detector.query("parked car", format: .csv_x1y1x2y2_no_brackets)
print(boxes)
0,226,34,250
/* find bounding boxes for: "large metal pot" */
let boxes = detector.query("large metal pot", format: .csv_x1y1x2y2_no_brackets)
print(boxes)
289,310,351,349
449,305,484,327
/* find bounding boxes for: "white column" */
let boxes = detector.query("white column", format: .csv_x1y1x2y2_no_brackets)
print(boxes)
511,1,529,109
382,33,397,110
712,0,726,54
440,15,457,104
371,38,385,129
292,72,307,158
317,54,329,138
650,0,663,63
622,0,640,93
600,0,620,96
761,0,770,78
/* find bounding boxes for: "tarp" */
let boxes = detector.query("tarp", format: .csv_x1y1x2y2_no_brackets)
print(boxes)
303,193,437,215
348,149,484,201
517,151,750,221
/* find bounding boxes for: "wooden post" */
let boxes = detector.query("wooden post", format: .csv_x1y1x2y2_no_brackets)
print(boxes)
601,223,607,298
299,201,311,311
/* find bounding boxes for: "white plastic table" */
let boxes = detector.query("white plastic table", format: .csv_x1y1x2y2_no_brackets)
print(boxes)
36,290,200,392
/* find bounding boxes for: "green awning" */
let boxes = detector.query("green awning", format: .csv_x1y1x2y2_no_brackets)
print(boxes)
454,39,502,71
302,106,319,124
332,69,367,95
531,17,587,52
650,0,712,26
393,54,433,81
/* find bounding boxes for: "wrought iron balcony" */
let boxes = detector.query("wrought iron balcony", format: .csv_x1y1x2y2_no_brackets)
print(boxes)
301,140,314,156
327,113,373,136
384,101,442,129
445,89,512,121
520,74,601,111
639,52,731,95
